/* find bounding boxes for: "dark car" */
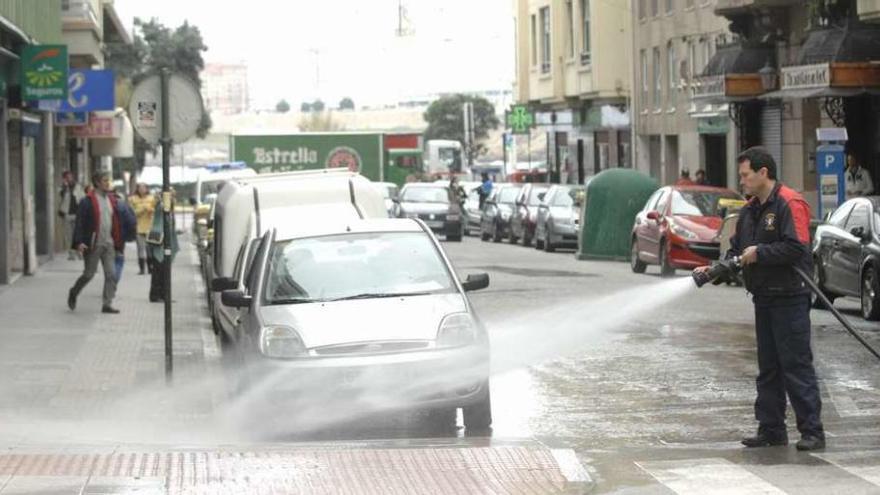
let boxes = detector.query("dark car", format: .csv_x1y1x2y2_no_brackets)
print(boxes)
480,184,523,242
812,196,880,320
509,183,550,246
535,184,585,252
631,185,743,276
394,183,463,241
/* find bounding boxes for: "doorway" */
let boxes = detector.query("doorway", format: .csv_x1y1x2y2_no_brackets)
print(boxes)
703,134,727,188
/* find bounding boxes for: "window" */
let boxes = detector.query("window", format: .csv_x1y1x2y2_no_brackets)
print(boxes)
644,189,663,212
639,0,646,19
653,47,662,108
651,0,659,16
686,0,694,7
640,49,648,108
666,0,674,13
530,15,537,67
828,202,855,227
845,205,871,233
566,0,575,58
540,7,551,73
667,42,676,105
703,38,712,73
655,189,671,213
580,0,591,65
688,41,696,79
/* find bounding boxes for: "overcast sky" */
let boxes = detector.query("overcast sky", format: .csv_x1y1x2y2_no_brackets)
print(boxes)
115,0,515,109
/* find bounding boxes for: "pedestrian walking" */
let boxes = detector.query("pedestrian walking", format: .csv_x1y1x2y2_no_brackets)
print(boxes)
129,183,157,275
694,146,824,451
67,172,124,314
844,152,874,199
477,173,493,209
146,195,179,303
58,171,84,260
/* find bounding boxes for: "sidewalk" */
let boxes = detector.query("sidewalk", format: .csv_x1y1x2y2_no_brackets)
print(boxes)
0,234,220,445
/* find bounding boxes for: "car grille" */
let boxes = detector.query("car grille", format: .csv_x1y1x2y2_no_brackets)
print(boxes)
313,341,430,356
687,242,720,260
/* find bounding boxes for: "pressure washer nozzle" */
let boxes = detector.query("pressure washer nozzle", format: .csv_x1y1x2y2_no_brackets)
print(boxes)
692,257,742,288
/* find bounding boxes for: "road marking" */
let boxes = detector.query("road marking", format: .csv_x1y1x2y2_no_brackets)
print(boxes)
550,448,593,486
813,451,880,487
636,458,784,494
825,381,880,417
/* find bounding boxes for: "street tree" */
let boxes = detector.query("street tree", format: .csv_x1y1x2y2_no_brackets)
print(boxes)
312,99,326,112
301,102,312,112
104,17,211,173
276,99,291,113
423,94,500,162
339,97,355,110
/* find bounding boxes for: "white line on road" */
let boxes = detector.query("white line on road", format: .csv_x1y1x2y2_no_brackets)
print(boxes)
550,448,593,486
636,458,785,494
813,451,880,487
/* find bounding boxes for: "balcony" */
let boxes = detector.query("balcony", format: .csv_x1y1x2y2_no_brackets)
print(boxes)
859,0,880,22
62,0,100,33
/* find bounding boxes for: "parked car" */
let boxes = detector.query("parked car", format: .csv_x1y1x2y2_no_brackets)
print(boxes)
509,183,550,246
374,182,400,218
812,196,880,320
535,184,585,252
462,187,483,236
218,218,492,429
631,185,743,276
394,183,463,241
480,184,523,242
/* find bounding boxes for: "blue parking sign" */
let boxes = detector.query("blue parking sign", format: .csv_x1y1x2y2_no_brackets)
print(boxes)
38,70,115,113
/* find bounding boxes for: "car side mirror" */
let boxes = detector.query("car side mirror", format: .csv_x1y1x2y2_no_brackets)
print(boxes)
646,211,661,221
462,273,490,292
537,192,546,201
211,276,237,292
221,289,252,308
850,226,869,240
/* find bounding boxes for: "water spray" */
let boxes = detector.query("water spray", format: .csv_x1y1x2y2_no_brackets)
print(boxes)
692,257,880,361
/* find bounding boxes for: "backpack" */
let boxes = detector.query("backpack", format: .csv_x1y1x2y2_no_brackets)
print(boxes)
119,201,138,242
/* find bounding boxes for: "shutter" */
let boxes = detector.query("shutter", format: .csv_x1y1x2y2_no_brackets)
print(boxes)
760,104,782,173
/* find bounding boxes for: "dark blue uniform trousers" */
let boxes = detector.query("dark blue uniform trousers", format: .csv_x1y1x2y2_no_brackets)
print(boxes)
753,295,824,439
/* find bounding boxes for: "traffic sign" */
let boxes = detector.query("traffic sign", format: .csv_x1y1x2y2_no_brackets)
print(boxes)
128,73,203,145
506,104,535,135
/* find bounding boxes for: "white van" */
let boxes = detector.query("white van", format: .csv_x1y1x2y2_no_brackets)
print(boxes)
208,169,387,338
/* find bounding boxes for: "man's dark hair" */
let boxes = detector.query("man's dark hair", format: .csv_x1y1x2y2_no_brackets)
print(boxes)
92,171,111,187
737,146,777,180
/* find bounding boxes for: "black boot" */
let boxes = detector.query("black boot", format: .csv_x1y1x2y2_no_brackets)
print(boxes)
796,435,826,451
742,432,788,448
138,258,146,275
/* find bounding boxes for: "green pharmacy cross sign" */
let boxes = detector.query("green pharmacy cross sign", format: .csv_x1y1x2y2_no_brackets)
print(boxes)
21,45,68,100
506,104,535,135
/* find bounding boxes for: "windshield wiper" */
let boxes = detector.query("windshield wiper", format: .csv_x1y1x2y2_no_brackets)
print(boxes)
268,297,317,305
328,291,437,302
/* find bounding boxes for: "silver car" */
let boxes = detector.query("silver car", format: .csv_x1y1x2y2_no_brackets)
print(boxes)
219,218,492,430
535,184,585,252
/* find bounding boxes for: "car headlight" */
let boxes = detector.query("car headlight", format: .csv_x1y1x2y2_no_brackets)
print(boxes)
436,313,477,348
669,221,698,240
259,325,307,358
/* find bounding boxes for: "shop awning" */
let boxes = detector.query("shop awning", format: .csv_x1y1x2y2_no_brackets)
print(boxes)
704,44,774,77
760,86,880,100
798,23,880,65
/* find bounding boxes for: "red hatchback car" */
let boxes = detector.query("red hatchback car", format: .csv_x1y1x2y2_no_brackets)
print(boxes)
631,185,743,276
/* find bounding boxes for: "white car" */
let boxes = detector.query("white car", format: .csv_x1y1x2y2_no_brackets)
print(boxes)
219,217,492,430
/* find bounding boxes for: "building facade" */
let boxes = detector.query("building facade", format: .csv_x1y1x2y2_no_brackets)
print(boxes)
202,62,250,116
513,0,632,184
632,0,739,187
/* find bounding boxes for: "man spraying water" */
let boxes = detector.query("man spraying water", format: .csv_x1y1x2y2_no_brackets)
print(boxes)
693,146,825,451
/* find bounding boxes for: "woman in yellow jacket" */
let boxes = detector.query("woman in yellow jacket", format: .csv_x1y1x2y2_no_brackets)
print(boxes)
129,183,157,274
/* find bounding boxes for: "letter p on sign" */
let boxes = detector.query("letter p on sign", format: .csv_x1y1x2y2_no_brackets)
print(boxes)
825,154,836,167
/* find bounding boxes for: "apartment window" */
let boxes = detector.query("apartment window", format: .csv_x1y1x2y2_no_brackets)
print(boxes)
651,0,659,16
566,0,575,58
688,40,696,79
653,47,661,108
686,0,694,7
639,0,646,19
667,42,676,105
540,7,551,73
666,0,674,13
580,0,591,65
640,49,648,109
530,15,537,67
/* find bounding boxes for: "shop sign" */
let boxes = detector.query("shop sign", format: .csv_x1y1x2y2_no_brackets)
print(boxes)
38,70,115,112
692,75,725,99
21,45,68,100
69,116,119,139
782,63,830,90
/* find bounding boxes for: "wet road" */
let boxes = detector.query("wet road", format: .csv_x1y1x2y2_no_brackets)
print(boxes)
446,235,880,493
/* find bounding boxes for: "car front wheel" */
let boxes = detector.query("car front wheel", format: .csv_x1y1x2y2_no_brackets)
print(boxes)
659,241,675,277
463,382,492,431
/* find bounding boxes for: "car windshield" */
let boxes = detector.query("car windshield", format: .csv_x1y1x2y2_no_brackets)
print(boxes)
402,187,449,203
498,187,521,204
528,187,549,206
265,232,455,304
671,190,741,217
551,187,584,207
